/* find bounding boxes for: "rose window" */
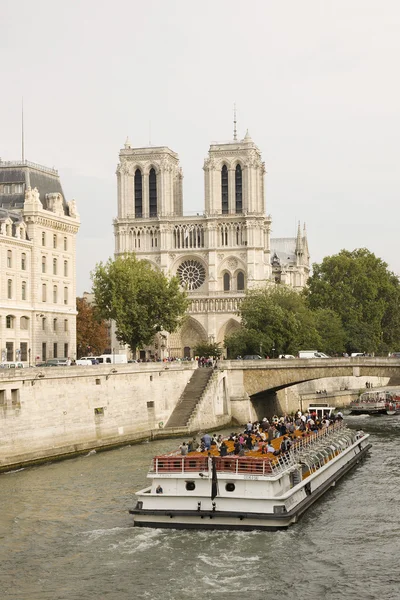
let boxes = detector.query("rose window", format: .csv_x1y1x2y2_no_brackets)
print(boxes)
177,260,206,290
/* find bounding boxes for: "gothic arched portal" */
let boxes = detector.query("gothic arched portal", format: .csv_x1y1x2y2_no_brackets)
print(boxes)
168,317,208,359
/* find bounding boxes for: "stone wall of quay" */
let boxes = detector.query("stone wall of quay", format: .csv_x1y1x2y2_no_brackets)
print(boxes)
0,363,197,471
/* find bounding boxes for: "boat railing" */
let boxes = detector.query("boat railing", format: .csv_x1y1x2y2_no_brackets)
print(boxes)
151,422,349,477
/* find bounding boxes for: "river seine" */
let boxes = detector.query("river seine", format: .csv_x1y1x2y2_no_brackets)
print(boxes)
0,416,399,600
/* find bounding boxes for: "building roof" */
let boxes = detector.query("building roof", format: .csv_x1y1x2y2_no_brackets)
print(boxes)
270,237,297,265
0,160,68,212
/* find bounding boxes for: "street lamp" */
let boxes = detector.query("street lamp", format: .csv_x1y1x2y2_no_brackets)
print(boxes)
272,347,275,359
259,343,263,357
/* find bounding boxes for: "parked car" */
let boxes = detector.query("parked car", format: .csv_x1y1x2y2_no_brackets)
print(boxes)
0,362,25,369
389,352,400,358
279,354,296,359
45,358,70,367
243,355,263,360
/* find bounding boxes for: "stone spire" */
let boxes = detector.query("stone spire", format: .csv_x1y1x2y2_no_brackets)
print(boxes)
295,221,303,254
124,137,132,149
303,223,309,259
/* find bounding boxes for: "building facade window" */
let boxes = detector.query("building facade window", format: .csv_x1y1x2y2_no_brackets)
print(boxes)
6,315,14,328
64,343,69,358
64,260,68,277
42,232,46,246
64,319,68,332
42,283,47,302
64,286,68,305
42,317,46,330
7,250,12,268
14,183,23,193
53,342,58,358
42,342,47,362
20,342,28,362
237,271,245,291
53,318,57,332
221,165,229,214
20,316,29,330
7,279,12,299
64,237,68,251
134,169,143,217
21,281,27,300
53,285,58,303
6,342,13,361
235,164,243,213
149,168,157,217
42,256,46,273
53,258,57,275
21,253,26,270
53,234,57,249
223,272,231,291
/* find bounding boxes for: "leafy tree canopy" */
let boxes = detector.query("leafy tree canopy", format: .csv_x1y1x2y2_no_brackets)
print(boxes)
305,248,400,353
193,342,223,358
76,297,109,357
91,255,188,352
225,286,321,357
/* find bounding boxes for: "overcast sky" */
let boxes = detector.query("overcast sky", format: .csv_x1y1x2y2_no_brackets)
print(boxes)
2,0,399,294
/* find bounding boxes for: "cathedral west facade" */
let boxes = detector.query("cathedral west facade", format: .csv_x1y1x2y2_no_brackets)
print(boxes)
113,131,309,358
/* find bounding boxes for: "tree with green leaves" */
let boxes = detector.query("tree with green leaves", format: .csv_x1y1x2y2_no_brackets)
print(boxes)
193,342,223,358
305,248,400,354
225,285,321,357
91,255,188,353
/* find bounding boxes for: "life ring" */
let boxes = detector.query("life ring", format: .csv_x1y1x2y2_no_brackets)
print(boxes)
159,421,164,429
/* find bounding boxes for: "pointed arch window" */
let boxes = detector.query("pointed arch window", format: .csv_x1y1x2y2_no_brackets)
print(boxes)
149,168,157,217
221,165,229,214
235,164,242,213
223,272,231,291
237,271,245,291
134,169,143,218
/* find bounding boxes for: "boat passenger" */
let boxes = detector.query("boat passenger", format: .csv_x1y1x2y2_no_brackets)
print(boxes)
180,442,188,455
188,437,198,452
245,434,253,450
219,442,228,457
233,441,242,455
156,485,163,494
202,433,212,449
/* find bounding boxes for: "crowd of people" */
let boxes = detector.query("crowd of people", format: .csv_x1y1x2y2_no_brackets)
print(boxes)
179,410,344,459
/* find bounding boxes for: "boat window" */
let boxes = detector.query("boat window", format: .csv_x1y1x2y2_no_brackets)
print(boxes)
225,483,235,492
185,481,196,491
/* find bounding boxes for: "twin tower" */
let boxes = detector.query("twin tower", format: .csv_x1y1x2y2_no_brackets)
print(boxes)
113,132,309,358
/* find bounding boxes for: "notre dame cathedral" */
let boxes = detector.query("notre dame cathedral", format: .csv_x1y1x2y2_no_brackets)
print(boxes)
113,128,309,358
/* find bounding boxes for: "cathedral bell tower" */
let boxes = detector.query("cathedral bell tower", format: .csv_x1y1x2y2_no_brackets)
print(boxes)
116,138,183,220
203,130,266,216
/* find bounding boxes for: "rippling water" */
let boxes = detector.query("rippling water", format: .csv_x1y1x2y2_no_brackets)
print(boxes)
1,416,399,600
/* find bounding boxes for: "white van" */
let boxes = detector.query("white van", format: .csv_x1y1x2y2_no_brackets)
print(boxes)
76,359,94,366
97,354,128,364
298,351,330,359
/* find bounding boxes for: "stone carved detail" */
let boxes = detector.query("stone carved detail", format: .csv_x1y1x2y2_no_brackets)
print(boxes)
227,257,238,269
67,199,78,218
217,254,225,260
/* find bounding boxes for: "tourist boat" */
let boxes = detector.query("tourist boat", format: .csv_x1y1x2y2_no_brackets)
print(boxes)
130,422,371,531
350,387,399,415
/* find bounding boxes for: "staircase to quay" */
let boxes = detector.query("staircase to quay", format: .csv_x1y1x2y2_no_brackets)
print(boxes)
165,368,214,428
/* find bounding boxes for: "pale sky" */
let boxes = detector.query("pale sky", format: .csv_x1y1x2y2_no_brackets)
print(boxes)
2,0,399,294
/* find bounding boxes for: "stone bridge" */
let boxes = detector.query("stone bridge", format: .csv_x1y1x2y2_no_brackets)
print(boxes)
220,357,400,421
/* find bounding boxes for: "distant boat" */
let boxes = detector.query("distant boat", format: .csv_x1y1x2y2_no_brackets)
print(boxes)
350,387,400,415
